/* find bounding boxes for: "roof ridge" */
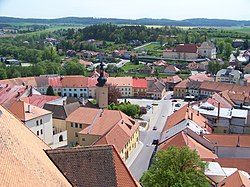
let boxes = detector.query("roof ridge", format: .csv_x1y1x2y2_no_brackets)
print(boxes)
87,109,103,134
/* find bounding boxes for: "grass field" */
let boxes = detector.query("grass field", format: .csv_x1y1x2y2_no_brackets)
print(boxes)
225,27,250,34
121,62,144,71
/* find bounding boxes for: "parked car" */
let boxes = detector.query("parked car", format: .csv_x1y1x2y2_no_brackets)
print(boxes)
172,99,177,102
153,126,157,130
175,103,181,107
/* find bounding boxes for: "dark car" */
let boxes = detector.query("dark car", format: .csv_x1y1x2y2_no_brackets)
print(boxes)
153,126,157,130
172,99,177,102
175,103,181,107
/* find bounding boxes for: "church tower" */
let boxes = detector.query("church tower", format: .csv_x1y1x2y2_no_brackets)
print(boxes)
96,62,108,108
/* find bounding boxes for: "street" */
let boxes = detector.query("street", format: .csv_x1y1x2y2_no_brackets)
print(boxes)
123,92,175,181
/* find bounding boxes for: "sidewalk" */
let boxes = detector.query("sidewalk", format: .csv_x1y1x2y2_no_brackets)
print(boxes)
125,141,143,168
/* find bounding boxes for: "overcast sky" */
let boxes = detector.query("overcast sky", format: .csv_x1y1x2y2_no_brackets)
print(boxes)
0,0,249,20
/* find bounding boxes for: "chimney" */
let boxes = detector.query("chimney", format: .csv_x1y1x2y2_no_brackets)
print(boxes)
29,86,33,96
197,111,200,116
191,112,193,120
28,105,31,113
217,102,220,121
200,130,204,137
63,100,66,106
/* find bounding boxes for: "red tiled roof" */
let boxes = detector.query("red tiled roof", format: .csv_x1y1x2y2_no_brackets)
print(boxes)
46,145,140,187
61,76,88,88
218,170,250,187
165,65,180,72
20,95,60,108
48,77,62,88
176,44,198,53
9,100,52,121
189,74,213,82
161,75,182,84
214,158,250,174
132,78,147,88
0,105,70,186
159,132,217,160
78,59,93,66
204,134,250,148
175,79,190,89
162,105,209,132
87,77,98,88
0,85,28,109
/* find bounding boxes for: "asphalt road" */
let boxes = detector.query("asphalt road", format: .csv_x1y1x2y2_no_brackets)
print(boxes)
128,98,174,181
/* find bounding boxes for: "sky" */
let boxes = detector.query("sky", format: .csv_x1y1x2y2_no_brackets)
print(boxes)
0,0,249,20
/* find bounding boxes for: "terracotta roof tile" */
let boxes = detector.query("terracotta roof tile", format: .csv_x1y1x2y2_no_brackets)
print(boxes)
9,100,51,121
132,78,147,88
218,170,250,187
46,145,140,187
0,105,70,187
163,105,209,131
214,158,250,174
21,95,60,108
61,76,88,88
48,77,62,88
205,134,250,148
175,79,190,89
159,132,217,160
107,77,133,87
176,44,198,53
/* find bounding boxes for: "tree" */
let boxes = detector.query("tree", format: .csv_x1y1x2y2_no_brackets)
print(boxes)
141,146,209,187
46,85,55,96
223,43,233,59
0,68,7,80
63,61,86,75
108,85,122,104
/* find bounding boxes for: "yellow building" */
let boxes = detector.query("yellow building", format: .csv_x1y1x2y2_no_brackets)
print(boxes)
66,107,140,160
173,79,190,98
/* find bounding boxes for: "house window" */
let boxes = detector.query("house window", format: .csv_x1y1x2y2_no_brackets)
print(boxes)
69,89,72,91
80,89,83,91
74,89,77,91
82,138,85,141
40,119,42,125
36,120,39,126
75,123,78,128
75,132,78,137
223,130,227,133
84,89,87,91
80,124,83,128
41,129,43,135
37,131,39,136
71,123,74,127
64,89,66,91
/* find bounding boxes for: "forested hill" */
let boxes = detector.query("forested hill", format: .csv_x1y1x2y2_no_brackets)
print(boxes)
0,17,250,27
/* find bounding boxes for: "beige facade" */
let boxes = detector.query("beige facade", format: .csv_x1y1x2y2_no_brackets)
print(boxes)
78,134,100,146
173,87,187,98
96,86,108,108
163,51,198,60
120,128,140,160
53,118,67,134
66,121,87,146
133,88,147,97
118,86,133,97
88,87,96,98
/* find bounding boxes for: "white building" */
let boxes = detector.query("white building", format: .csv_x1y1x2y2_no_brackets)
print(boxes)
61,76,89,98
9,100,67,148
216,66,243,84
198,42,216,59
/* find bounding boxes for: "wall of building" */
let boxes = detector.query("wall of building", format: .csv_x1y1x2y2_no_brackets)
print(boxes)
66,121,88,146
53,118,67,134
88,87,96,98
118,86,133,97
62,87,89,98
27,114,53,145
120,128,140,160
52,130,67,148
96,86,108,108
78,134,100,146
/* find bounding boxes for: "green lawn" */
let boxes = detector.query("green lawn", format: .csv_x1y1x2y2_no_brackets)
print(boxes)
223,27,250,34
121,62,144,71
140,43,162,51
